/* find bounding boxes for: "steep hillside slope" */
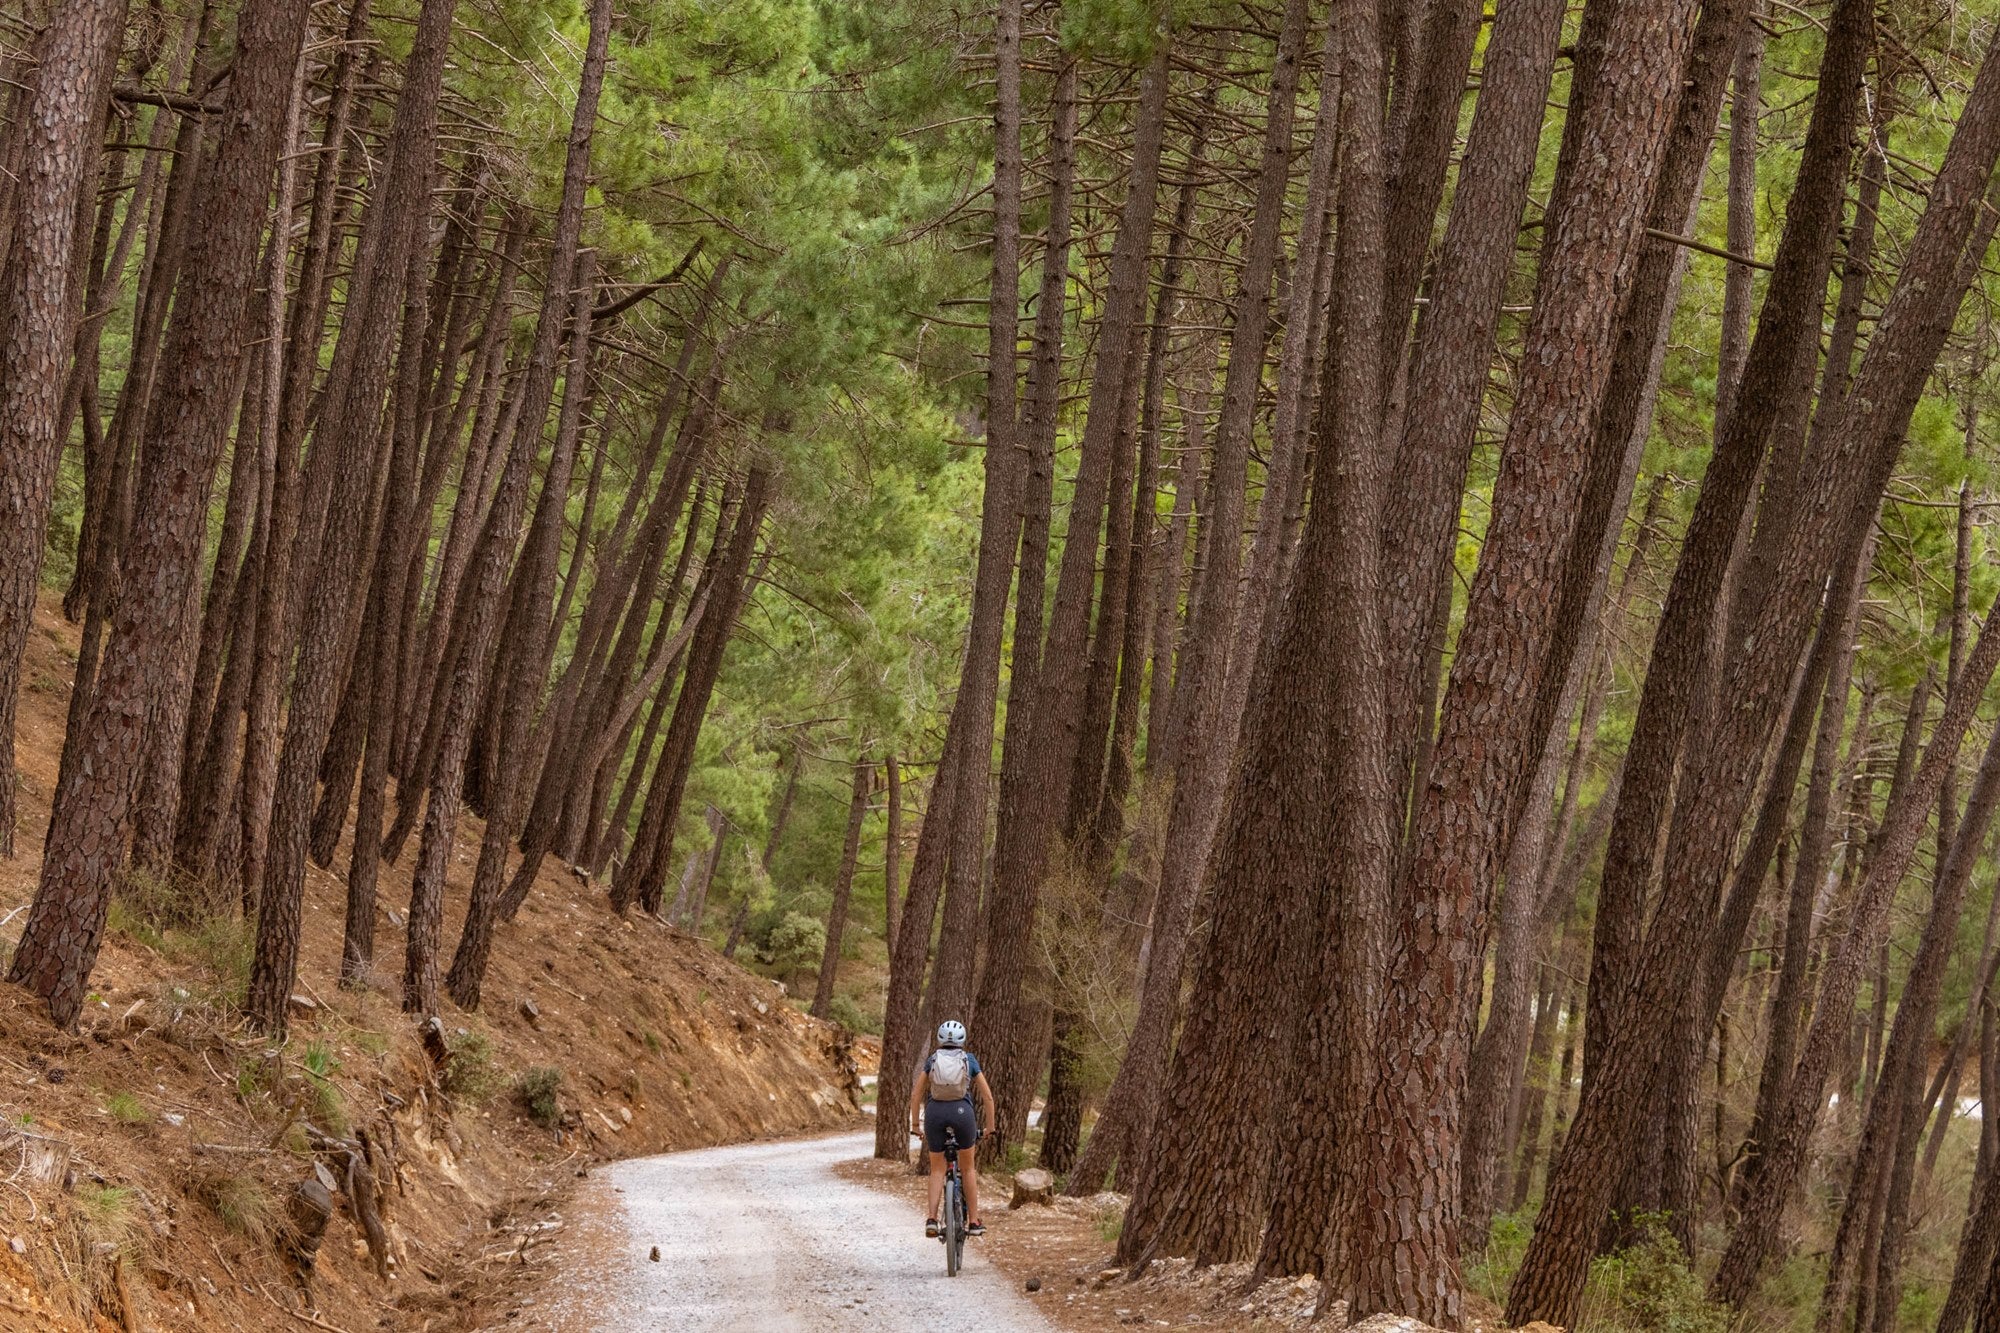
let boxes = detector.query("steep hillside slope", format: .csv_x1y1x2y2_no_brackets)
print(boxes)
0,593,863,1332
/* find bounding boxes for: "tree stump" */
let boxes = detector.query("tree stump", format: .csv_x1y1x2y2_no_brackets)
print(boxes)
0,1129,71,1186
1009,1167,1055,1208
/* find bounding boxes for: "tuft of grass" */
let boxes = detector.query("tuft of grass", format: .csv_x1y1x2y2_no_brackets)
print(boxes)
103,1091,149,1126
641,1028,663,1055
1094,1205,1125,1246
78,1185,137,1250
514,1067,563,1128
234,1057,267,1105
348,1028,390,1059
441,1029,499,1103
110,882,252,1007
202,1173,273,1244
300,1041,347,1135
1467,1210,1531,1311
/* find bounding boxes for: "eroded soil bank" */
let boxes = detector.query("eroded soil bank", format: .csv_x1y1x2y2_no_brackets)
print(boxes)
0,592,866,1333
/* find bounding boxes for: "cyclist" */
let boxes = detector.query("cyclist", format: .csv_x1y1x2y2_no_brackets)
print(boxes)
907,1019,994,1239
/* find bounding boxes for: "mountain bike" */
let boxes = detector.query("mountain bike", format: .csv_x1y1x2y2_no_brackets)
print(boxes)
939,1126,968,1277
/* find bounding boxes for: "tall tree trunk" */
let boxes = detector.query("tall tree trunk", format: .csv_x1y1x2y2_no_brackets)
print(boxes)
443,253,600,1010
1379,0,1581,834
1352,0,1705,1319
1263,0,1399,1285
1057,7,1297,1197
883,754,902,946
11,0,311,1027
0,0,127,859
811,759,874,1019
241,0,461,1035
909,0,1030,1057
875,736,961,1161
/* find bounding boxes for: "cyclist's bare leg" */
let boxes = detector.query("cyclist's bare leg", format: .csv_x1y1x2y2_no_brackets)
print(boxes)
926,1147,946,1220
961,1146,981,1224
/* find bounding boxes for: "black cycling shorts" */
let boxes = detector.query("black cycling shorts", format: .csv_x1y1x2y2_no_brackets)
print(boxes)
923,1098,980,1152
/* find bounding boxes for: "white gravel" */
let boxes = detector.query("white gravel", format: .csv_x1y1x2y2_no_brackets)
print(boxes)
561,1130,1056,1331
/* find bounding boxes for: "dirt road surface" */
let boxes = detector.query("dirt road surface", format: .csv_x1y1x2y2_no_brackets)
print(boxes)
545,1129,1056,1331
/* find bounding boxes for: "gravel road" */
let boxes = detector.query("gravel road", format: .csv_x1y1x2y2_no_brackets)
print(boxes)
552,1129,1057,1331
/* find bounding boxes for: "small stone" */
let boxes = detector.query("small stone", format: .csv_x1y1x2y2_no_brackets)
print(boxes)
8,1236,23,1254
45,1068,64,1084
520,998,541,1025
1024,1277,1041,1293
648,1246,660,1262
617,1106,633,1125
1093,1267,1123,1289
288,994,318,1012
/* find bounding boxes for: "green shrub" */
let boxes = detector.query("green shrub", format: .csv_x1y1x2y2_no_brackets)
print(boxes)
1095,1205,1125,1245
1579,1217,1731,1333
826,993,881,1035
234,1056,268,1104
515,1067,564,1128
441,1030,500,1103
763,911,827,971
1467,1210,1532,1310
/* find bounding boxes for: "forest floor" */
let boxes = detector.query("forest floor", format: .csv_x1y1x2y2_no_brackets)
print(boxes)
0,590,870,1333
838,1153,1500,1331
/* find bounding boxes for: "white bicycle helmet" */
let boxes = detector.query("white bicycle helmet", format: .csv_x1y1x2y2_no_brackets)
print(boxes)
936,1019,967,1048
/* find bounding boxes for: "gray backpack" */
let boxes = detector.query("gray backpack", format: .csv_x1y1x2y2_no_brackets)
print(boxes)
928,1048,972,1102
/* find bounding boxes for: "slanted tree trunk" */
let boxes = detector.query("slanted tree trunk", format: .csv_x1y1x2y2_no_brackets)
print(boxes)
909,0,1030,1054
443,253,600,1010
391,0,611,1019
609,467,772,922
242,0,461,1035
1714,607,2000,1306
1060,7,1298,1198
1864,727,2000,1332
1434,0,1604,1253
811,759,874,1019
11,0,312,1028
0,0,128,859
1352,0,1705,1319
883,755,902,946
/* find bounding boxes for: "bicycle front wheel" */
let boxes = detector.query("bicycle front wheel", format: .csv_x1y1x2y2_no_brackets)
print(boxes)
942,1175,962,1276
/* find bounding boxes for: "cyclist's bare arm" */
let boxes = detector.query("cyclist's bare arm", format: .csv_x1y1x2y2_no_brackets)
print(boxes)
973,1073,995,1136
907,1072,930,1134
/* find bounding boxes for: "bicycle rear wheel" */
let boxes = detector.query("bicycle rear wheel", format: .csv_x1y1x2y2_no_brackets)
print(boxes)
943,1174,962,1276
